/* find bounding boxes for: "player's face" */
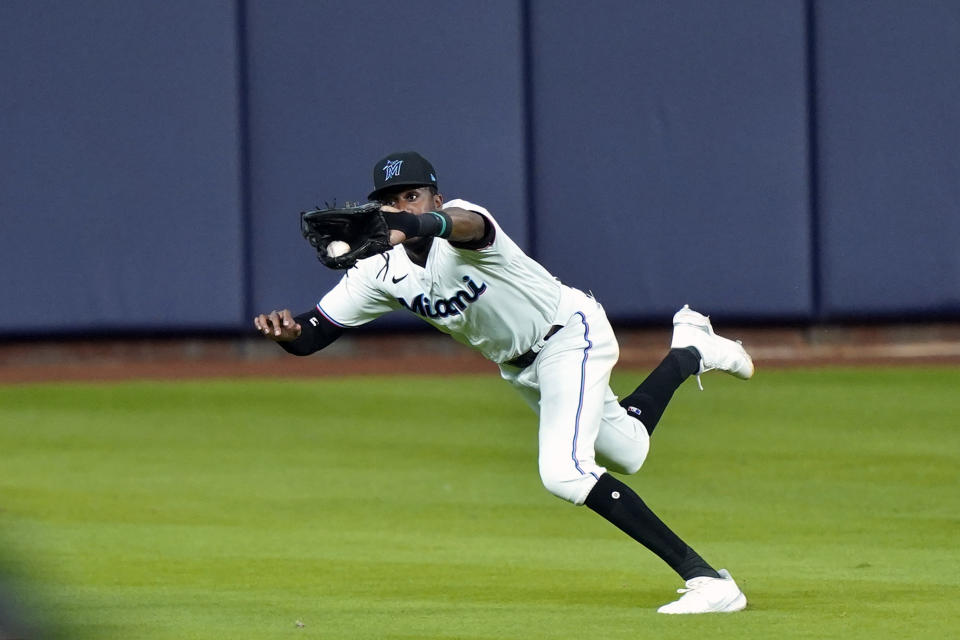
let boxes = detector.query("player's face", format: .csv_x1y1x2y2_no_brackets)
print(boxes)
380,187,443,214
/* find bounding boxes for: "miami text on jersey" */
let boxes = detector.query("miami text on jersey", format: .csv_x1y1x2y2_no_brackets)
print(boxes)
398,275,487,319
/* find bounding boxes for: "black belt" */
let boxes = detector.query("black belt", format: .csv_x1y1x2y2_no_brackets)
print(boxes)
504,324,563,369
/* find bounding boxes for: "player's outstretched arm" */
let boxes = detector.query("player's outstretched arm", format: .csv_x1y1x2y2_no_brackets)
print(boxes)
381,206,486,245
254,308,345,356
443,207,487,244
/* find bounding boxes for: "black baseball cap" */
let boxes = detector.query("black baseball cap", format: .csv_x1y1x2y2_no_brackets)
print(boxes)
367,151,438,201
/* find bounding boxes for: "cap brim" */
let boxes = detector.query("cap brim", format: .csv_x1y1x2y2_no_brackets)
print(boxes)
367,181,434,201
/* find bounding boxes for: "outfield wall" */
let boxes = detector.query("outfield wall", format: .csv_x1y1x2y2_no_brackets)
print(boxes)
2,1,958,336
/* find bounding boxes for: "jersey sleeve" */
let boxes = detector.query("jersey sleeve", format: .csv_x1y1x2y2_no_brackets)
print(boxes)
442,199,524,267
315,257,402,327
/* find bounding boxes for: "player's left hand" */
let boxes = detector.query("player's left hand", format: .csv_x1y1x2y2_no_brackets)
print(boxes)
380,205,407,245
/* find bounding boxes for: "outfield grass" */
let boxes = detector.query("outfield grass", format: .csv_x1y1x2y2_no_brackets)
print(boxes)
1,367,958,639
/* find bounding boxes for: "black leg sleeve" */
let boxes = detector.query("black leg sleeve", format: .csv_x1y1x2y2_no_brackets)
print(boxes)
619,347,700,436
585,474,720,581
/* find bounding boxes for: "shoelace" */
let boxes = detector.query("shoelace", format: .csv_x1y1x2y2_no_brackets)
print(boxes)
677,577,715,594
694,338,746,391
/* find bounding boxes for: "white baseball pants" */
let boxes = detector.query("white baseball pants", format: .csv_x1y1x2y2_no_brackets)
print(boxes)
499,288,650,505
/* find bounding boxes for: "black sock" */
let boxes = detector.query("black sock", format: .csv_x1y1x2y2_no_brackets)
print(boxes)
584,473,720,581
619,347,700,436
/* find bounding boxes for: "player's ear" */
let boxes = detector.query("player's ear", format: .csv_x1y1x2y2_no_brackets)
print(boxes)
433,192,444,208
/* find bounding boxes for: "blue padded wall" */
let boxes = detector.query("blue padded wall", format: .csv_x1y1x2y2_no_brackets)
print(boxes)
3,1,959,338
243,0,528,323
814,0,960,318
0,1,245,333
527,1,813,321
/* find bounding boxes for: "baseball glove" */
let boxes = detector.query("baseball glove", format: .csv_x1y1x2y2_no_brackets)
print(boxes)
300,202,392,269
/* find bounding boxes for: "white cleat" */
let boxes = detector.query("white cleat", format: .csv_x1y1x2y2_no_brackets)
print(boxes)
657,569,747,614
671,305,754,387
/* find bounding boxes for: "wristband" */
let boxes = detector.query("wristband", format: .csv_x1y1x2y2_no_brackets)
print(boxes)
422,210,453,238
385,210,453,239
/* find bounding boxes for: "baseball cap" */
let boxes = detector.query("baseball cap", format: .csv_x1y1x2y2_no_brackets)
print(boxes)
367,151,438,201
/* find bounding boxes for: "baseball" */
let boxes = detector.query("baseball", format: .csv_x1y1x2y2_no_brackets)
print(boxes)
326,240,350,258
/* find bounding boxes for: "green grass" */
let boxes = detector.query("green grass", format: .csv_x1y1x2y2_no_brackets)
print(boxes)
1,367,958,639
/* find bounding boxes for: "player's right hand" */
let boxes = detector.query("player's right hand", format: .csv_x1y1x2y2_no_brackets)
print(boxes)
253,309,301,342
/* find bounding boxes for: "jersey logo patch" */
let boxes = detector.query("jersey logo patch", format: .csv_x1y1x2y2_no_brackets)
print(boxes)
391,274,408,284
398,276,487,319
382,159,403,181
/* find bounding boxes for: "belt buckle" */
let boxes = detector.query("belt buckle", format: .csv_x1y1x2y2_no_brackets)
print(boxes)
506,324,563,369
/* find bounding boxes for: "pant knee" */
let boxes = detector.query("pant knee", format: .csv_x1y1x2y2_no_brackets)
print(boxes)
594,416,650,475
539,465,600,505
615,451,646,475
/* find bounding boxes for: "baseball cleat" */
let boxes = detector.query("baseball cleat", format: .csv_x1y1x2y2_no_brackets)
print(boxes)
670,305,754,387
657,569,747,614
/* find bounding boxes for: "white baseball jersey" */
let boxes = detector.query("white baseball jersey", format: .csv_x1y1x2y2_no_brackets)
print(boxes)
315,199,565,364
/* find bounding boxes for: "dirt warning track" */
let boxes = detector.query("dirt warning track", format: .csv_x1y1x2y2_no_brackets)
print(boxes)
1,323,959,384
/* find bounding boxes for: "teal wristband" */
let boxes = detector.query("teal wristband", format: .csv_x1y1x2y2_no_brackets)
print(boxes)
426,210,453,239
384,210,452,239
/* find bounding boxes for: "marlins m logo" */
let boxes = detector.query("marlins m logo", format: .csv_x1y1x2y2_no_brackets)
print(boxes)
382,159,403,181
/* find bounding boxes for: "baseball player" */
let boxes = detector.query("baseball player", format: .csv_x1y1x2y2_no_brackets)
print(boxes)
254,151,753,614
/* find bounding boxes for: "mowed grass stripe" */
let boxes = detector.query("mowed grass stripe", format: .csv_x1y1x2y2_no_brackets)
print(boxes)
0,368,957,639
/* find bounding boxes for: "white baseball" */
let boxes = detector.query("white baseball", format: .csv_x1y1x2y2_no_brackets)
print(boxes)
326,240,350,258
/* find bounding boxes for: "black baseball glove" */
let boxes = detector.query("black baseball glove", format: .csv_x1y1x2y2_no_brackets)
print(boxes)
300,202,392,269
